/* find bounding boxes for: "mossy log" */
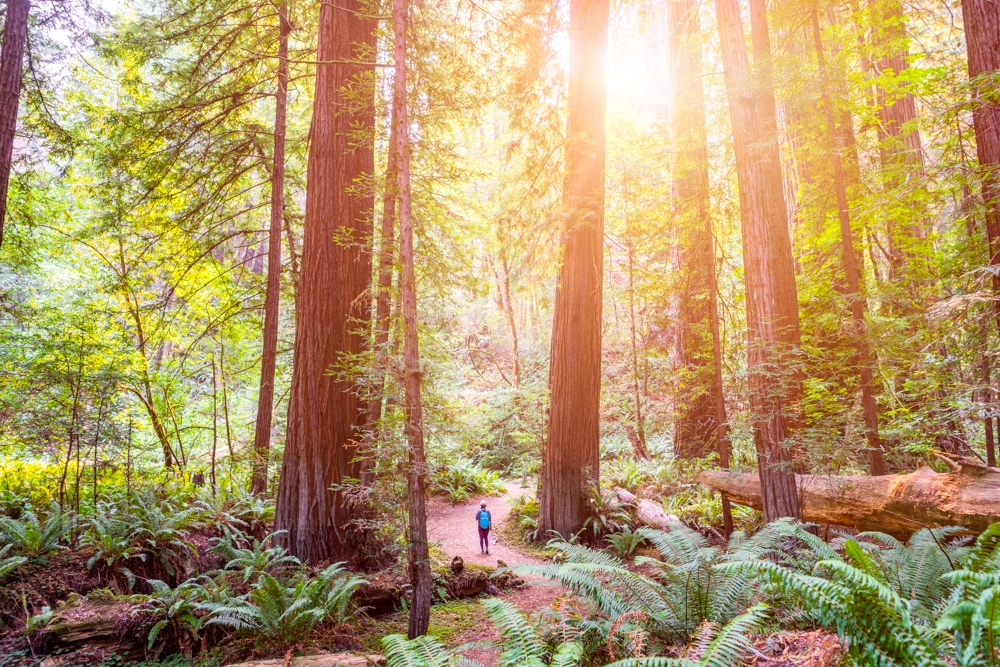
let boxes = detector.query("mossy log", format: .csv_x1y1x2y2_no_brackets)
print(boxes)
697,456,1000,538
615,488,680,530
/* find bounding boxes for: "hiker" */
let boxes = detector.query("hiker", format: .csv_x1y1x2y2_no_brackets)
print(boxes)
475,500,491,554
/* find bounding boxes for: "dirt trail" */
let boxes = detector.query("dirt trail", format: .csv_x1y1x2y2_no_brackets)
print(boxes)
426,482,544,568
425,483,564,666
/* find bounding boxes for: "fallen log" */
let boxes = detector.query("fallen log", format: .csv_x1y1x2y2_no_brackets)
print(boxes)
615,488,680,530
225,653,385,667
697,456,1000,538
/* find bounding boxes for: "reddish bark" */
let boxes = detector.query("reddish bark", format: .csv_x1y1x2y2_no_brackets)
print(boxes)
871,0,927,282
669,0,718,461
811,6,887,476
250,2,290,496
961,0,1000,339
391,0,431,638
715,0,803,521
539,0,609,538
0,0,27,249
273,0,375,564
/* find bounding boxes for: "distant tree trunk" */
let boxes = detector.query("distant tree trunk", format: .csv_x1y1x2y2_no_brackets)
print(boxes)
625,243,648,461
274,0,375,564
539,0,609,539
494,254,521,389
668,0,732,530
715,0,803,521
984,354,996,467
810,6,886,476
961,0,1000,341
211,350,218,494
0,0,27,249
361,99,398,483
250,2,290,497
92,398,104,507
871,0,926,282
668,0,717,460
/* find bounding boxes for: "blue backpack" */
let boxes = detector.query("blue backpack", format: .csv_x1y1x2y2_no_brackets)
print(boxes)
478,509,491,529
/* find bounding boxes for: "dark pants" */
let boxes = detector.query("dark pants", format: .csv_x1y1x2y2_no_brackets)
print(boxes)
478,526,490,551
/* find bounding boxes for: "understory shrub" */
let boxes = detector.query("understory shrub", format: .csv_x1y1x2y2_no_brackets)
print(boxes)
431,458,507,504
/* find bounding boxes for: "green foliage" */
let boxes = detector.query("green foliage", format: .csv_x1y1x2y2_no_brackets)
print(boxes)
382,597,584,667
431,458,507,505
130,578,217,655
206,563,366,644
581,485,632,542
508,493,541,542
605,526,646,560
209,530,299,582
0,544,26,577
0,501,70,559
604,460,650,494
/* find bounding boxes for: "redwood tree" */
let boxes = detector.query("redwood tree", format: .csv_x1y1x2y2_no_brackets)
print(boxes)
961,0,1000,335
668,0,719,461
273,0,375,563
250,0,290,496
392,0,431,637
539,0,610,539
0,0,27,249
871,0,927,284
811,6,887,476
715,0,802,521
668,0,733,531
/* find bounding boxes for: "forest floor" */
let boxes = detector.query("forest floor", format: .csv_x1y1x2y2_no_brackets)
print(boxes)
358,483,565,667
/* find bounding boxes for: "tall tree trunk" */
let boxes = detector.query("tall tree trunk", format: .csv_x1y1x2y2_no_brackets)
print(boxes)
668,0,718,460
250,2,290,496
274,0,375,564
668,0,732,530
961,0,1000,344
0,0,27,249
495,254,521,389
715,0,803,521
392,0,431,638
539,0,609,539
811,6,887,476
625,243,649,461
361,110,398,485
871,0,926,282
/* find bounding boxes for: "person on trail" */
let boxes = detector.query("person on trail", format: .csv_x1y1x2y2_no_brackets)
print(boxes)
476,500,492,554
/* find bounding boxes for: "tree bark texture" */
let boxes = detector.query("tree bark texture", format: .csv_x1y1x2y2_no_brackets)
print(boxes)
250,3,290,496
539,0,609,539
715,0,803,521
362,80,400,482
960,0,1000,339
0,0,27,249
871,0,927,284
668,0,720,460
810,6,886,477
392,0,431,639
698,456,1000,539
274,0,375,564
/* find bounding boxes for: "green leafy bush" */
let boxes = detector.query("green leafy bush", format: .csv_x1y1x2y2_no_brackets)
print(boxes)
209,530,300,582
207,563,365,643
431,458,507,504
581,485,632,542
0,501,70,559
605,526,645,560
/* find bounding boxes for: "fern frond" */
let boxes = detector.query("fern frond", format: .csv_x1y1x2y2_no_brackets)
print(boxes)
482,597,547,667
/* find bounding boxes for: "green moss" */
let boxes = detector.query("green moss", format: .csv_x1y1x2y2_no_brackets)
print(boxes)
358,599,490,653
